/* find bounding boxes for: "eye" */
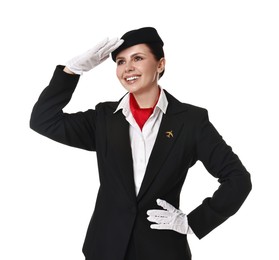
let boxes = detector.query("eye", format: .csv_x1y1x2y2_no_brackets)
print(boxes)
134,56,143,62
116,59,125,66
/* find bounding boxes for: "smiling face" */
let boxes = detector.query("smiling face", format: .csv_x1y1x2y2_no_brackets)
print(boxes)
116,44,165,96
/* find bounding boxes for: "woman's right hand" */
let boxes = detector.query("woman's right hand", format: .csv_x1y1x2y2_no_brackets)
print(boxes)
64,37,123,75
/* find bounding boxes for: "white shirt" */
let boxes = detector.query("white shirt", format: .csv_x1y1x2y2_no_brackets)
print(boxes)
115,88,168,195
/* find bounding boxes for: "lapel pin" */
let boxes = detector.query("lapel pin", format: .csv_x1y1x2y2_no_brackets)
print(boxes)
165,130,174,138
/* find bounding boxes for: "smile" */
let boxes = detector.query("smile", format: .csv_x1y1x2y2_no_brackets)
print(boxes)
125,76,140,82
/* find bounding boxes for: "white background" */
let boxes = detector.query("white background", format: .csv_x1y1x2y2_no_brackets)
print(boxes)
1,0,278,259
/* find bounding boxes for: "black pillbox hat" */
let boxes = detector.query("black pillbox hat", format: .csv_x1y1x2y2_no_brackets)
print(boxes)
111,27,164,62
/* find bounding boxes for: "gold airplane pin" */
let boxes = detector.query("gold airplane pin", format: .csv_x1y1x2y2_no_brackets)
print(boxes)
165,130,174,138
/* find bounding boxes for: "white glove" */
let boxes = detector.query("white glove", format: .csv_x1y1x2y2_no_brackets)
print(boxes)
147,199,190,235
65,37,123,75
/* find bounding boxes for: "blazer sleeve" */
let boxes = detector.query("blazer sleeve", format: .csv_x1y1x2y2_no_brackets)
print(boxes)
30,65,97,151
187,109,252,239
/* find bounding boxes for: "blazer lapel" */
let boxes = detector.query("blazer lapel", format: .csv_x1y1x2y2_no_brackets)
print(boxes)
106,110,137,202
137,91,187,201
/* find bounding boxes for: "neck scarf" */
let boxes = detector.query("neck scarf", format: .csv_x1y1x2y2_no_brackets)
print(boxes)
129,89,160,130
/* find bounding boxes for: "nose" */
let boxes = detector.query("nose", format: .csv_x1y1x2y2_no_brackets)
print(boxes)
125,60,135,72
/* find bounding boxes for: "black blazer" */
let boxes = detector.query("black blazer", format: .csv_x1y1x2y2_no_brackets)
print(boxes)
30,66,252,260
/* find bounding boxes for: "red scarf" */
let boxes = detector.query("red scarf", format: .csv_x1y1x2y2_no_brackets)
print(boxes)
129,90,160,130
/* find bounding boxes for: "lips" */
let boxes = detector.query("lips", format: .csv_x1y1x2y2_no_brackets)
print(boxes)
125,75,140,82
126,76,139,81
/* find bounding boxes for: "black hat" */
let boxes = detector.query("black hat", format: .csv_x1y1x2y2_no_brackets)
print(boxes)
111,27,164,62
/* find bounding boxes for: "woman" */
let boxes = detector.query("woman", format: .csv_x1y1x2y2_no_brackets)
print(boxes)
30,27,252,260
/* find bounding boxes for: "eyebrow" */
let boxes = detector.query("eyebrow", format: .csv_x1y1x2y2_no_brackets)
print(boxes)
116,52,146,61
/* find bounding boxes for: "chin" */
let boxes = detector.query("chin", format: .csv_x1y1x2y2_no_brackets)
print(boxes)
124,85,139,94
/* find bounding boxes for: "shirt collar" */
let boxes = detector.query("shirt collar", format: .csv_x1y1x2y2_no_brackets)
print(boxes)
114,86,168,116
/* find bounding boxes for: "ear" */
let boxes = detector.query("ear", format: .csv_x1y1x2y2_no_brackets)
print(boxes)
157,58,166,73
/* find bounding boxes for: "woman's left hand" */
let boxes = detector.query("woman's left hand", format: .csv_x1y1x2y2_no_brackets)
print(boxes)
147,199,190,235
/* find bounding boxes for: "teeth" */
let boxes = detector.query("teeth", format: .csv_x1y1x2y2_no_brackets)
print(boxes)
126,76,139,81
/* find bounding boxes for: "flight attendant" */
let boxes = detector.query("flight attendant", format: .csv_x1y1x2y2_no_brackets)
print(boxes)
30,27,252,260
